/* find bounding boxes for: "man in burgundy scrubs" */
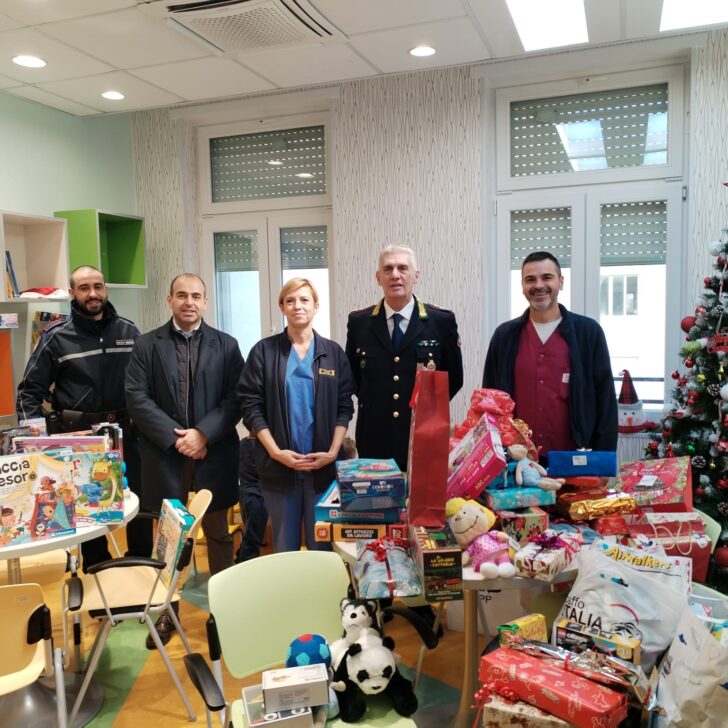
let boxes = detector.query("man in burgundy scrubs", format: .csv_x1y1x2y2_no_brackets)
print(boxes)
482,251,617,461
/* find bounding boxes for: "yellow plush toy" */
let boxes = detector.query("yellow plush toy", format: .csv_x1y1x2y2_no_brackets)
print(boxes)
445,497,516,579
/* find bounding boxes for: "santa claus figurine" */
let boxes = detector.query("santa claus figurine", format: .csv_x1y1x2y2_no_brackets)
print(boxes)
617,369,655,433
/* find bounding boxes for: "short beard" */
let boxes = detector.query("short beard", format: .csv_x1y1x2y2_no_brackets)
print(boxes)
74,298,107,318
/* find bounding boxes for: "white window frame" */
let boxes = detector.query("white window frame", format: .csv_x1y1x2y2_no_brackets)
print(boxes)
199,207,333,336
197,111,332,215
495,65,685,192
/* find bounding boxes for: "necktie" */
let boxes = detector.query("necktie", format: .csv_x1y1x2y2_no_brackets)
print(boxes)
391,313,403,351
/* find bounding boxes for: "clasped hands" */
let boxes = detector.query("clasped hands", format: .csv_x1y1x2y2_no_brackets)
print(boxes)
274,449,334,471
174,427,208,459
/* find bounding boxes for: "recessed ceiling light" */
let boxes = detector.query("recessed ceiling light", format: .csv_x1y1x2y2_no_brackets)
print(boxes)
506,0,588,52
267,160,284,166
410,45,436,57
295,172,313,179
101,90,125,101
12,55,46,68
660,0,728,31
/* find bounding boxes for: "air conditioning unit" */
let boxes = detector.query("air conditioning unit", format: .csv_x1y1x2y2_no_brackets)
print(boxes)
140,0,347,54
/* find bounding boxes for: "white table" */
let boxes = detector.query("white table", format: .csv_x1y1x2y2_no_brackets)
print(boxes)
0,490,139,584
0,490,140,728
332,540,576,728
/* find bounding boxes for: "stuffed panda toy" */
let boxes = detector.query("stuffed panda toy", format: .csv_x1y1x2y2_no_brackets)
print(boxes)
332,630,418,722
330,597,381,668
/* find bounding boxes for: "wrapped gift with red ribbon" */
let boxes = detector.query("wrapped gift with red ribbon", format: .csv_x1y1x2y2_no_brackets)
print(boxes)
353,537,421,599
513,530,582,581
479,647,628,728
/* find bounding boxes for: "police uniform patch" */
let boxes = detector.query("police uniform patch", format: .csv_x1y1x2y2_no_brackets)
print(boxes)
318,368,335,376
116,339,135,346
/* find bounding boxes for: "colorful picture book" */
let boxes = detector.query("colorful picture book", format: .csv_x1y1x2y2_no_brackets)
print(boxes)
152,498,195,587
0,451,77,545
0,313,18,329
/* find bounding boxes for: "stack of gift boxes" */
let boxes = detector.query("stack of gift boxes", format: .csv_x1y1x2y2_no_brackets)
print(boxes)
0,422,126,546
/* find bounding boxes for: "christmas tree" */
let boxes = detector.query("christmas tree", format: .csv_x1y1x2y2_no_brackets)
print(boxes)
647,226,728,590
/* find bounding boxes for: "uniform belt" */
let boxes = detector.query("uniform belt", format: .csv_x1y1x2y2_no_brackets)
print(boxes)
63,409,127,425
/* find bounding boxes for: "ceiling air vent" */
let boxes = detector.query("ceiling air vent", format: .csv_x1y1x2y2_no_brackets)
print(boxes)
147,0,346,53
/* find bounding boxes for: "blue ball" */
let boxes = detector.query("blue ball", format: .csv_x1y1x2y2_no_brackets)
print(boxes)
286,633,331,669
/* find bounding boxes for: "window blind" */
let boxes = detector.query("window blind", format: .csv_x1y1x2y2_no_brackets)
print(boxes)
600,200,667,266
510,84,668,177
281,226,328,270
210,125,326,202
214,231,258,272
510,207,572,269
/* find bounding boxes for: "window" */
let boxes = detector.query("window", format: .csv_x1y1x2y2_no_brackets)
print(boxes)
197,114,332,353
495,66,684,192
600,275,638,316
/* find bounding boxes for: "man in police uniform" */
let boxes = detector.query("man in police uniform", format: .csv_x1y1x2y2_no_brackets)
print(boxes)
345,245,463,472
16,265,151,569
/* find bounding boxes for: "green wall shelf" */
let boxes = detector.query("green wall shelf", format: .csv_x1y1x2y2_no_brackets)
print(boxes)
55,209,147,288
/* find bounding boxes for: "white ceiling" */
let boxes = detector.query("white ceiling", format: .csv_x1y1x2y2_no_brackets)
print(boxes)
0,0,724,117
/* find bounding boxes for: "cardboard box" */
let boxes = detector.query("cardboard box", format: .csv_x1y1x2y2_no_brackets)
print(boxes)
447,412,506,500
497,613,548,645
496,506,549,545
315,481,405,524
152,498,195,588
336,459,406,511
11,434,111,454
262,664,329,713
314,521,407,542
409,523,463,602
242,684,313,727
613,456,692,513
554,619,641,664
513,530,581,582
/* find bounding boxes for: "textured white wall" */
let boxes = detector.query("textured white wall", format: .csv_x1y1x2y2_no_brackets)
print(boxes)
331,67,482,420
689,29,728,309
131,110,198,333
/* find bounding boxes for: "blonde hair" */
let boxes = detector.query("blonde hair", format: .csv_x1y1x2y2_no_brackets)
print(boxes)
278,278,319,306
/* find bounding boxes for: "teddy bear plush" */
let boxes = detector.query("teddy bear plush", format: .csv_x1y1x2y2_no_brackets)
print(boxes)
330,597,382,670
445,497,516,579
508,443,564,491
332,630,418,722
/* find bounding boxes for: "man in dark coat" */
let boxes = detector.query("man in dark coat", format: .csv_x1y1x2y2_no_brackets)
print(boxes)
483,251,617,458
16,265,151,569
125,273,244,646
345,245,463,472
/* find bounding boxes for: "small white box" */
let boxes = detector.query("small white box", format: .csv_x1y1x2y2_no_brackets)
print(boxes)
262,664,329,712
242,685,313,727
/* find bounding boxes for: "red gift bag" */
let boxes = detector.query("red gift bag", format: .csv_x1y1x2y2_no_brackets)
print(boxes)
407,370,450,526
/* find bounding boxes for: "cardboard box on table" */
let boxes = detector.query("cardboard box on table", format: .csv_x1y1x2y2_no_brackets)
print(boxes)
0,451,76,545
335,458,406,512
315,481,405,524
409,523,463,602
447,412,506,500
479,647,628,728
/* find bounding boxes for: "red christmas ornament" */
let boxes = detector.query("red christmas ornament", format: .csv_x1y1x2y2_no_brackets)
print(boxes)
704,277,713,286
648,440,659,450
671,370,680,380
684,358,695,368
696,305,708,317
718,257,726,268
680,315,697,333
695,486,705,497
662,430,671,440
688,390,699,403
678,376,688,387
717,440,728,453
723,414,728,428
716,479,728,490
715,546,728,569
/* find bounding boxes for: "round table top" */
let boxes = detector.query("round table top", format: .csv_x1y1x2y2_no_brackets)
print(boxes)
0,490,139,561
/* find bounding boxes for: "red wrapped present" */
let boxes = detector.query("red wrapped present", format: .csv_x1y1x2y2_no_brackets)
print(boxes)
613,456,692,512
562,476,609,490
479,647,628,728
592,515,630,536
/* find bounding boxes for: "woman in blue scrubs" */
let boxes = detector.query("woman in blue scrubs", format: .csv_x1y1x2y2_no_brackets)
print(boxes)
239,279,354,552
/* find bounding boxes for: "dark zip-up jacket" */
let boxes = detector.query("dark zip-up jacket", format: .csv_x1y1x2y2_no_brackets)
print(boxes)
238,329,355,493
16,301,139,422
482,304,618,451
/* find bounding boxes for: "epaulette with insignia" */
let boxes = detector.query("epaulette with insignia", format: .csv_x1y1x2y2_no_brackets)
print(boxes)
424,302,455,315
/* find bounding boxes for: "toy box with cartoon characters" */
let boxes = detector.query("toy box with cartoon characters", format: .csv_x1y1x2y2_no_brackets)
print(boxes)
152,498,195,587
0,451,77,545
335,458,406,511
48,450,125,525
